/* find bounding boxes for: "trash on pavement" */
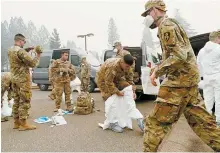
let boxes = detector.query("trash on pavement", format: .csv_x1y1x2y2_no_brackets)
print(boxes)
34,116,51,124
51,116,67,126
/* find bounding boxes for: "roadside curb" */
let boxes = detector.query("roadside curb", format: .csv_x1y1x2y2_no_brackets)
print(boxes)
32,86,39,90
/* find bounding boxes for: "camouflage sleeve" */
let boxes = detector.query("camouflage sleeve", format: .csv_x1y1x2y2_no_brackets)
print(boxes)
17,49,39,68
105,69,120,95
155,24,188,78
69,64,76,80
51,60,60,74
125,66,135,85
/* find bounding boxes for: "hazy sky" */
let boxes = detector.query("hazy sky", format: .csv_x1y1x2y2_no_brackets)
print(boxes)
1,0,220,52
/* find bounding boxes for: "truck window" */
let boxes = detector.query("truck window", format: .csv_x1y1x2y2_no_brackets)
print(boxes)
71,55,80,66
104,50,115,61
37,56,51,68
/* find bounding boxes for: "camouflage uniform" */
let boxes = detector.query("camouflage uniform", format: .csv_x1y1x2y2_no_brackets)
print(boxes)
115,49,136,86
96,58,132,101
51,59,76,111
1,72,13,103
80,58,91,92
48,59,56,100
8,45,39,130
141,1,220,152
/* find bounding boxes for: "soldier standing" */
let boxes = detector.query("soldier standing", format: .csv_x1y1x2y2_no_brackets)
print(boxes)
1,72,13,122
48,59,56,100
141,0,220,152
80,57,91,92
8,34,41,131
51,51,76,112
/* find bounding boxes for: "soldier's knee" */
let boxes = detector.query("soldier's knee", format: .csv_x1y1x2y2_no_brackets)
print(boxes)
153,103,179,124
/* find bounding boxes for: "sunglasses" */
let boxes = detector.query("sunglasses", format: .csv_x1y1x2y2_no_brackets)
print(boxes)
145,8,153,16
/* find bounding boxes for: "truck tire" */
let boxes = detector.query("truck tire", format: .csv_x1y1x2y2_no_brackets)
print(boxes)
39,84,49,91
88,79,96,93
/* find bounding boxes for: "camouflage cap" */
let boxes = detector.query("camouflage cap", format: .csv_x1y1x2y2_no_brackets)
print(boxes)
81,56,86,61
113,41,122,47
209,30,220,41
141,0,166,17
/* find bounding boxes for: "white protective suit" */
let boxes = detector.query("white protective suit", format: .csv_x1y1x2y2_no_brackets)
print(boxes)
99,86,143,130
197,41,220,122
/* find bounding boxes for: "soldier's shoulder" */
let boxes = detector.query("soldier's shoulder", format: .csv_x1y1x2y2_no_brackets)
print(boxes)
160,18,178,29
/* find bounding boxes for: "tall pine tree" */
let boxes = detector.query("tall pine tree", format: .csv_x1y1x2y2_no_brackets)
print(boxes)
50,28,61,49
108,18,120,47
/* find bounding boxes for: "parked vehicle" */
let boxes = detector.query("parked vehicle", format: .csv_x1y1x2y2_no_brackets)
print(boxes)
102,33,210,98
32,48,100,92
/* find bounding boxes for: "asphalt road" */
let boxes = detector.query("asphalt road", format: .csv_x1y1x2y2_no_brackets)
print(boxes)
1,89,213,152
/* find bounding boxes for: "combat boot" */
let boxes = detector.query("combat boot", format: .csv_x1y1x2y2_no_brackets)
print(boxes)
48,94,55,100
1,116,9,122
66,105,73,112
13,119,20,129
19,119,36,131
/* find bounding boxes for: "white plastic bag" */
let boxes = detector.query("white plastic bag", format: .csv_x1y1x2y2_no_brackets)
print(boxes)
1,91,12,117
70,77,81,94
100,86,143,130
141,66,160,95
198,80,204,89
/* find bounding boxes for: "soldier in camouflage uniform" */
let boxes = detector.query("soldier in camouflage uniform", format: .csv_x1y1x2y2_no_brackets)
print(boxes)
48,59,56,100
1,72,13,104
1,72,13,122
141,0,220,152
96,54,135,101
80,57,91,92
8,34,41,131
51,51,76,112
113,42,137,89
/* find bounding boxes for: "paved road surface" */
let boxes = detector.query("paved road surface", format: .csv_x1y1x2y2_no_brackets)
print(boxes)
1,89,213,152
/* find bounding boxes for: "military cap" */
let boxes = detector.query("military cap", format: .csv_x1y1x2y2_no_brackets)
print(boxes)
209,30,220,41
113,41,122,47
141,0,166,17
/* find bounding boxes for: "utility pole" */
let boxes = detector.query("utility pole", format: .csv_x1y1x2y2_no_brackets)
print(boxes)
77,33,94,52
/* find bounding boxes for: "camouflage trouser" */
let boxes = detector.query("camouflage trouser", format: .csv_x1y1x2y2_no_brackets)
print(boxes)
49,82,56,99
12,82,31,120
81,77,90,92
97,78,130,101
143,86,220,152
1,86,13,105
54,81,71,109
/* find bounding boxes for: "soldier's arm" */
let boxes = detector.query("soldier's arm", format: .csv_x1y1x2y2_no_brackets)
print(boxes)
69,64,76,80
105,69,120,95
51,61,61,73
125,67,135,85
155,24,188,78
17,49,39,68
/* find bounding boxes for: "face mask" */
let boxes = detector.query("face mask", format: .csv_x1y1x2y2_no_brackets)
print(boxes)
113,48,118,52
144,15,157,29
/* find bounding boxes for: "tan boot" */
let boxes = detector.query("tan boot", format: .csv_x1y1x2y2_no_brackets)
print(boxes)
19,119,36,131
54,108,58,112
1,116,9,122
13,119,20,129
48,94,55,100
66,105,73,112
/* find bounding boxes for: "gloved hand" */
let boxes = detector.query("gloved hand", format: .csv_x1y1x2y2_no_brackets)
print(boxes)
35,45,43,54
